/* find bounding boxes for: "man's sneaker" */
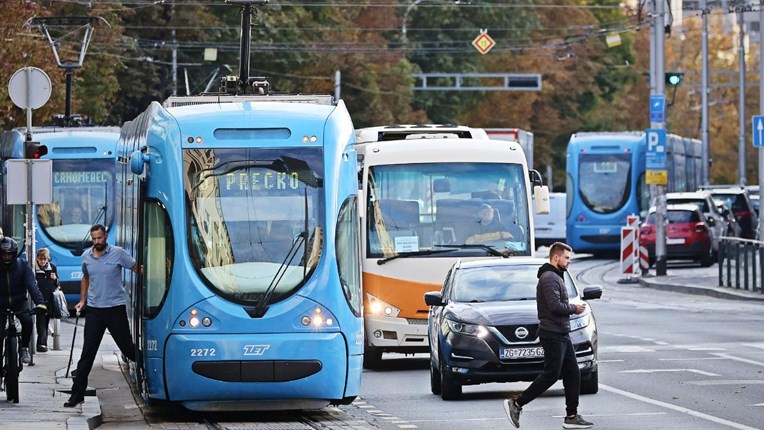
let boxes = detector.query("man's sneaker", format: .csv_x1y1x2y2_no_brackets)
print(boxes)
503,398,522,428
20,348,30,364
563,414,593,429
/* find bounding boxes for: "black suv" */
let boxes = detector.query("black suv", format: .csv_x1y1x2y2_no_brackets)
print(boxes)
707,187,758,239
424,258,602,400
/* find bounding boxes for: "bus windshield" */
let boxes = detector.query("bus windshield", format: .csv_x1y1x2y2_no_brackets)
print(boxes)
184,148,325,304
37,159,115,248
577,153,631,214
367,162,531,257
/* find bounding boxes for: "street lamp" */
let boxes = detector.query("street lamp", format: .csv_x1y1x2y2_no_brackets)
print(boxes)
401,0,423,46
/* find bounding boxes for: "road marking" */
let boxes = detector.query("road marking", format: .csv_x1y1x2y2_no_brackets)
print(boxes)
602,345,656,353
741,343,764,349
710,352,764,366
660,357,728,361
620,368,720,376
601,384,760,430
686,379,763,386
597,359,624,363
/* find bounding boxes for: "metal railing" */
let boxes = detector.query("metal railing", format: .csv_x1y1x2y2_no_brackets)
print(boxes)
718,237,764,293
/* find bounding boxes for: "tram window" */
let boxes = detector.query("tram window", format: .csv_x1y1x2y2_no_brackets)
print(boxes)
143,201,172,319
336,195,362,316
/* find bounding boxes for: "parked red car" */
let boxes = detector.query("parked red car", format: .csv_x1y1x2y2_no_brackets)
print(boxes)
639,204,714,267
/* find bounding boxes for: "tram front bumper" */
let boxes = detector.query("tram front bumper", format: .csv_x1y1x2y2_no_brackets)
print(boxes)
157,332,354,405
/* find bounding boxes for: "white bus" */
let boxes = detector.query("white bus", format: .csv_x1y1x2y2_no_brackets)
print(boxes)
355,124,550,367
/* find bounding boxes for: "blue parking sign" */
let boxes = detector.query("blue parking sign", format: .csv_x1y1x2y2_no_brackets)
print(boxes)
645,128,666,169
650,94,665,123
754,115,763,148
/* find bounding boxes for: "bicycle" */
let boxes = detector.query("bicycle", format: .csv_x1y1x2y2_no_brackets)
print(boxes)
1,308,31,404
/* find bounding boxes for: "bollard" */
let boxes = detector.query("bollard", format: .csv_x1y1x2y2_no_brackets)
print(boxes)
52,317,61,350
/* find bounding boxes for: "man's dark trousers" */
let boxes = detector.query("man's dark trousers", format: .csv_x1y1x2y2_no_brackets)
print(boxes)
516,328,581,416
70,305,135,396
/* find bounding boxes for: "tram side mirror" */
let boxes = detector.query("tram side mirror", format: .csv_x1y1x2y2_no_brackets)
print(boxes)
130,148,150,175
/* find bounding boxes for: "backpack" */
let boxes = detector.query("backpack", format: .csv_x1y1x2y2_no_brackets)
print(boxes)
52,287,69,319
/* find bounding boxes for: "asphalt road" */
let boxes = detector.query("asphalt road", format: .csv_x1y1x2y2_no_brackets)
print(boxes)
348,258,764,430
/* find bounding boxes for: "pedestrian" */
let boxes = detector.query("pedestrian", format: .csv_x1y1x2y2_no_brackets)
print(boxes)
503,242,593,429
34,248,59,352
64,224,138,408
0,237,47,365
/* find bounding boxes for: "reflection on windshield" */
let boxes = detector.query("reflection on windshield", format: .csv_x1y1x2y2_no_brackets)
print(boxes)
366,162,531,258
452,266,577,302
36,159,114,248
578,153,631,214
185,148,324,305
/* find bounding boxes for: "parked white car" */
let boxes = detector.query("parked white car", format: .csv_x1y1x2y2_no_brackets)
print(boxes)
533,192,566,247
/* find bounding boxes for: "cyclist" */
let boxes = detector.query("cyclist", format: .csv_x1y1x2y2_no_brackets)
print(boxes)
0,237,47,364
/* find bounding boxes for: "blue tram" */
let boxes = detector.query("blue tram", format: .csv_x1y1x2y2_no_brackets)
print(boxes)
565,131,702,254
0,127,120,309
115,94,363,410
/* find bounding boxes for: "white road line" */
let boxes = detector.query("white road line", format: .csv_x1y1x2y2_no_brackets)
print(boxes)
620,368,720,376
598,359,624,363
660,357,728,361
686,380,763,386
601,384,760,430
710,352,764,367
741,343,764,350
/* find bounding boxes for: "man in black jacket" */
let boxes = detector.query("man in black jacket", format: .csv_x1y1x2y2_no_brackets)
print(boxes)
0,237,47,364
503,242,593,429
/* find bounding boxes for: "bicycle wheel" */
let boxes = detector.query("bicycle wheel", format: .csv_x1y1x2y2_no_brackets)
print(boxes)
5,333,19,403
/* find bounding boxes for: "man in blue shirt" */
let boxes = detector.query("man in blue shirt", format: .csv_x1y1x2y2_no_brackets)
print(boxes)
64,224,138,408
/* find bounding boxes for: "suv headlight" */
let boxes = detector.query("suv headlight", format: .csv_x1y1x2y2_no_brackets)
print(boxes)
445,318,489,338
570,313,590,331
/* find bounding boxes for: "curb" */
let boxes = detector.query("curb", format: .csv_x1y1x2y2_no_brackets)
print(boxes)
638,278,763,301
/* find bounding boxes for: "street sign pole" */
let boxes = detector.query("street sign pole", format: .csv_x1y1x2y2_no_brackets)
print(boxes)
650,0,667,276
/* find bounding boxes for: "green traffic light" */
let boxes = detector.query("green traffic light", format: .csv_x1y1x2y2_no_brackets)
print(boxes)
666,72,683,86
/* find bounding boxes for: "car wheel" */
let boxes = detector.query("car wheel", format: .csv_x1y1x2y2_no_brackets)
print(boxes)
580,369,599,394
430,356,442,395
363,344,383,369
440,359,462,400
700,246,713,267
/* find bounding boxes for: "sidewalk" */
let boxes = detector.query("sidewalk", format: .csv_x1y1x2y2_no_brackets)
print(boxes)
616,263,763,301
0,315,144,430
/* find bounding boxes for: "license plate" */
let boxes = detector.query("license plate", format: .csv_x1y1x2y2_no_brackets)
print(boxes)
667,238,685,245
500,347,544,360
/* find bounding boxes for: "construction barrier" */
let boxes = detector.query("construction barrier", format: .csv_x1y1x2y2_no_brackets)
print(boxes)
620,226,638,276
639,244,650,272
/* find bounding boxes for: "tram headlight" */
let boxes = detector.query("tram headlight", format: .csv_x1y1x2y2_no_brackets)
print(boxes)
366,294,399,317
189,316,200,328
300,307,335,328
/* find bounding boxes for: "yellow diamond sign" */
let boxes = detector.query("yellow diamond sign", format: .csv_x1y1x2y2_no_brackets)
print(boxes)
472,32,496,55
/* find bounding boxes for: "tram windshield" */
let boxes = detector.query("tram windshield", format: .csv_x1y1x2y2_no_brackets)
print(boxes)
37,159,115,248
577,153,632,214
367,162,531,257
184,148,325,305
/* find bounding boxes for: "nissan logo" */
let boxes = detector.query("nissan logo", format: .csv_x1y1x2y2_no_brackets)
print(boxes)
515,327,529,339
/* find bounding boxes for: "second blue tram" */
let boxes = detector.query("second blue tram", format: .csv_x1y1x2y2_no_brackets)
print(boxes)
116,95,363,410
565,131,702,254
0,127,120,310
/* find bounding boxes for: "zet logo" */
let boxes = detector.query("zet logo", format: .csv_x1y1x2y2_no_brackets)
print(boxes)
243,345,270,356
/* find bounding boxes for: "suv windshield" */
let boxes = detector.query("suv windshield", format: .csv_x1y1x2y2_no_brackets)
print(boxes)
451,264,577,302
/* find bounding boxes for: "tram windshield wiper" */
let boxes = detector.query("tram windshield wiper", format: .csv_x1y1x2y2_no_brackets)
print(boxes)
249,187,311,318
376,248,456,265
433,243,513,258
73,183,108,257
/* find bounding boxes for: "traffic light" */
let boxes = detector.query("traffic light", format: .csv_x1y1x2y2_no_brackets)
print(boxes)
665,72,684,86
24,141,48,159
